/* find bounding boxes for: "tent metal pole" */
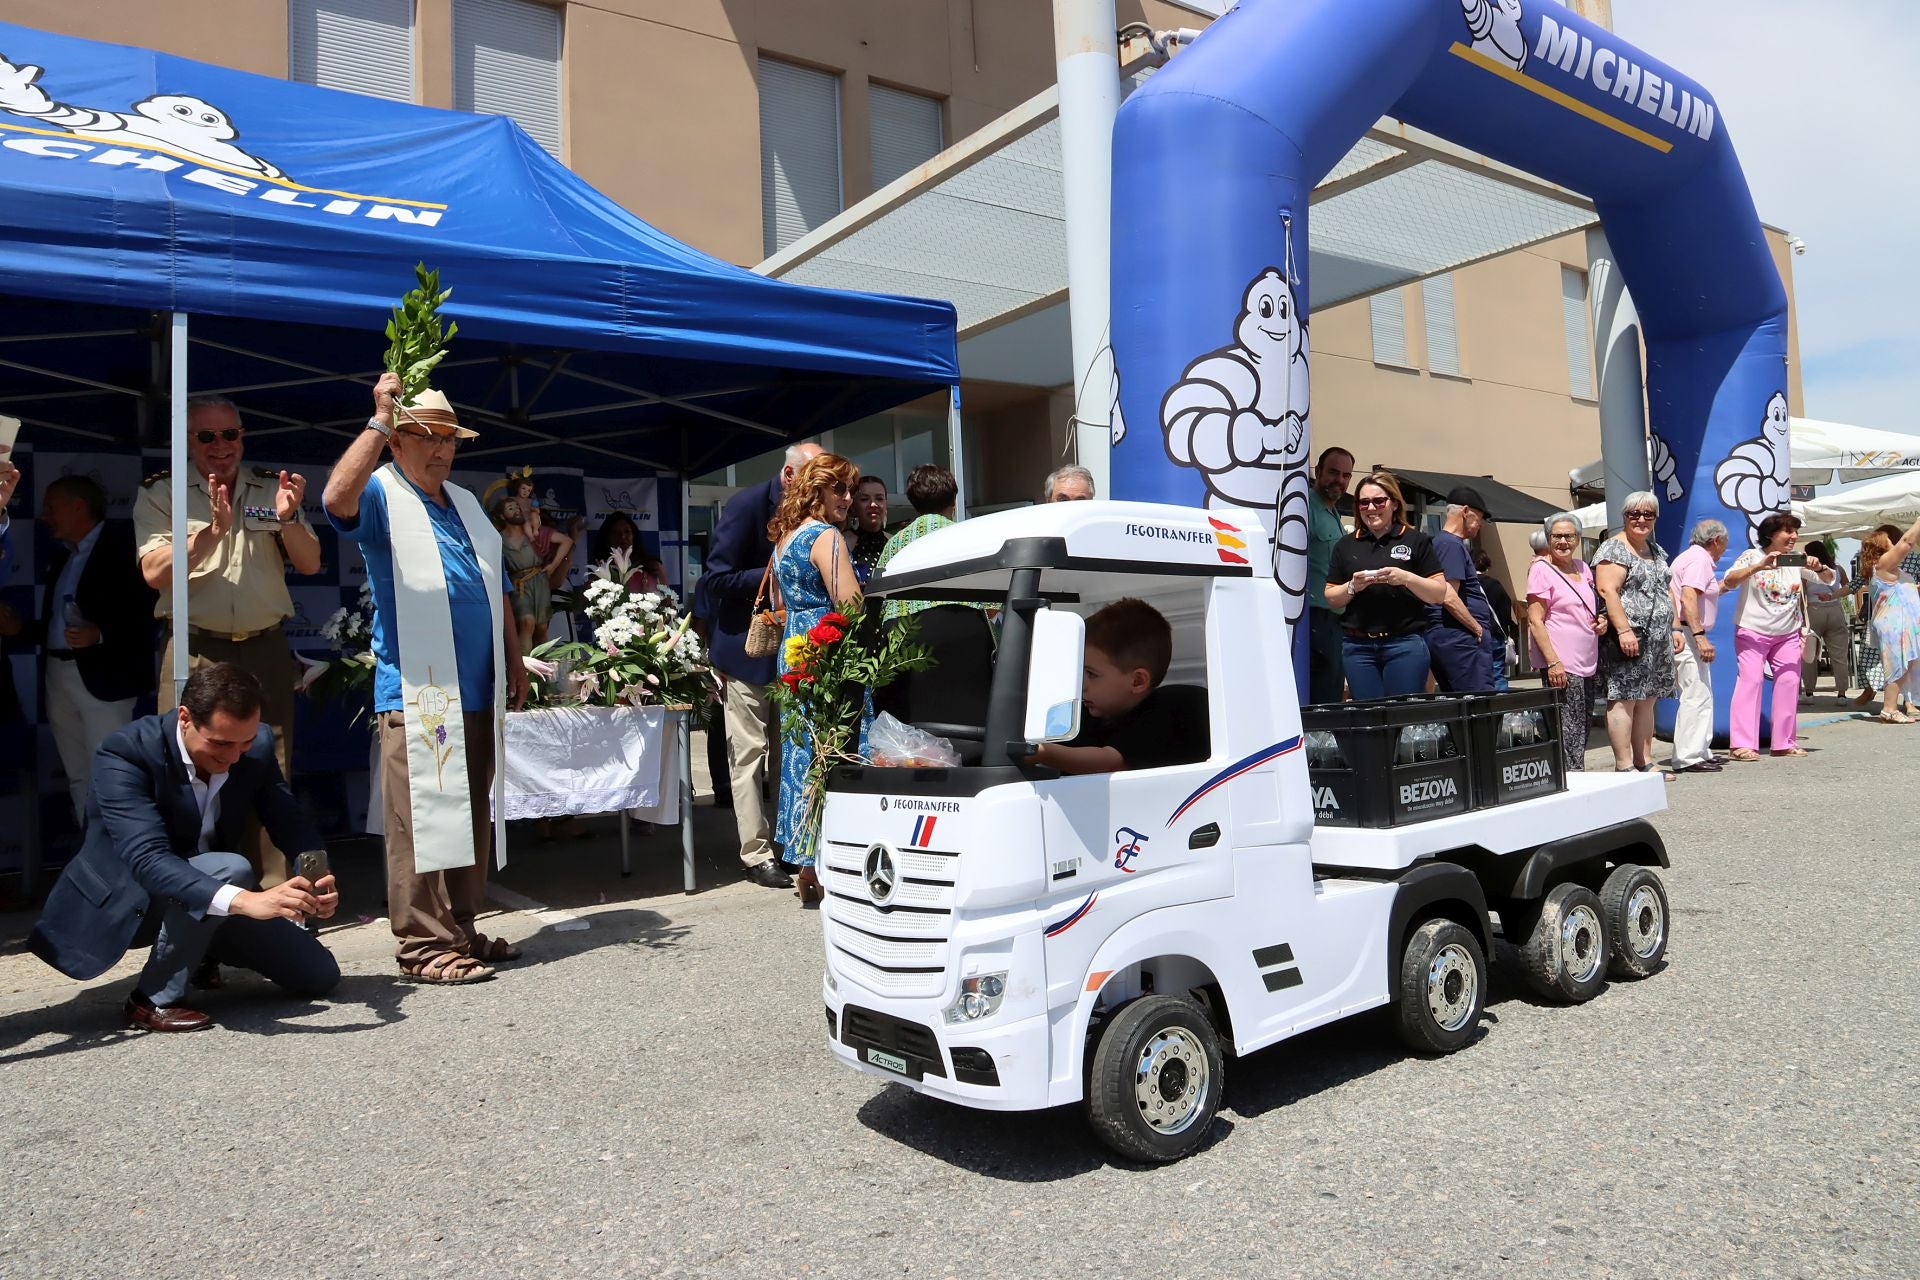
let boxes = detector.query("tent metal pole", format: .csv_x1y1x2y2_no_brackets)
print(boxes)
948,384,968,519
169,313,191,701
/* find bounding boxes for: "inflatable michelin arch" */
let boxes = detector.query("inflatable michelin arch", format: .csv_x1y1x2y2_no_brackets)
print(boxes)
1111,0,1788,739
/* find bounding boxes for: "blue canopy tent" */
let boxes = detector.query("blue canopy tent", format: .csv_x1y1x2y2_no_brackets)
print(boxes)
0,19,961,661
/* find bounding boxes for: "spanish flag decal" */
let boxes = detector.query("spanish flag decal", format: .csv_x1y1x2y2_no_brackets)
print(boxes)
1208,517,1248,565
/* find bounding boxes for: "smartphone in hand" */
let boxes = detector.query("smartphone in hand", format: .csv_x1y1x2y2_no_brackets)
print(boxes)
296,848,329,887
1774,552,1808,568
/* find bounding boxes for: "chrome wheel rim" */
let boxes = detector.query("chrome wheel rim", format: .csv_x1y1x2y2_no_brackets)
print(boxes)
1134,1026,1210,1136
1624,884,1665,959
1426,942,1478,1032
1561,903,1605,984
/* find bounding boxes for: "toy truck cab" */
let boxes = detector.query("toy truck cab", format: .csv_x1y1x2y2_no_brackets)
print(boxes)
820,501,1672,1162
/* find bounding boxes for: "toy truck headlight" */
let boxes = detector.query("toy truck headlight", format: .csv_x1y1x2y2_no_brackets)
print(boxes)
943,972,1007,1024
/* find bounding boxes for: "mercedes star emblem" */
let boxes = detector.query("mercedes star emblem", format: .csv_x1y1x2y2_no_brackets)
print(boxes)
863,844,899,907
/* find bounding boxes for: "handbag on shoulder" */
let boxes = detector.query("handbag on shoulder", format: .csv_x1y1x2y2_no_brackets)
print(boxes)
743,559,785,660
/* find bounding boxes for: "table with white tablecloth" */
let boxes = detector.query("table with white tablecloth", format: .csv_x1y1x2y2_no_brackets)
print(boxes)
504,704,696,891
366,703,697,891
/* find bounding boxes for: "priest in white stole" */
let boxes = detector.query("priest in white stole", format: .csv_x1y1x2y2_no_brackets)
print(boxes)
322,372,530,985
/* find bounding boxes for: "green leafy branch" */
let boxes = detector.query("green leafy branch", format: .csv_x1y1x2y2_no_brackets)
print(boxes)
383,262,458,405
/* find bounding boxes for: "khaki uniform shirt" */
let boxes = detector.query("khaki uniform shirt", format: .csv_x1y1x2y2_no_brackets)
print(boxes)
133,469,298,635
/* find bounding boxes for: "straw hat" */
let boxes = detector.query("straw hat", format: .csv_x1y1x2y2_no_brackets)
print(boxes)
396,388,477,440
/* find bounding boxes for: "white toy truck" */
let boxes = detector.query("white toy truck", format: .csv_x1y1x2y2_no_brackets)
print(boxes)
821,502,1670,1162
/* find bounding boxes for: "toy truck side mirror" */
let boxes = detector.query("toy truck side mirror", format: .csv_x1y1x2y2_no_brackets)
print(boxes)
1023,608,1085,743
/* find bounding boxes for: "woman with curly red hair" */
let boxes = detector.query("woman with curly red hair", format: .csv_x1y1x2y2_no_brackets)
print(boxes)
767,453,864,903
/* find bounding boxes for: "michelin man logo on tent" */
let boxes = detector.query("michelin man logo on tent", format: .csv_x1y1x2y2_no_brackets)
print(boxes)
1460,0,1526,71
0,53,286,180
1713,390,1791,546
1160,268,1312,624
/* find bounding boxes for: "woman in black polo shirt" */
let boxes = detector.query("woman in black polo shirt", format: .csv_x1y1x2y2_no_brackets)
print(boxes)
1324,471,1450,701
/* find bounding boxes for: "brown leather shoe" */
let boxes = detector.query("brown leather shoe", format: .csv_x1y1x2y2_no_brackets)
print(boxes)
125,994,213,1033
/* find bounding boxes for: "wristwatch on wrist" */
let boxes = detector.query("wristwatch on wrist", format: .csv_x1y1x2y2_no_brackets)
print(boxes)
366,415,394,441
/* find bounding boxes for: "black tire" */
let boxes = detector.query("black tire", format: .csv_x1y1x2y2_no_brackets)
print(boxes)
1518,882,1609,1002
1085,994,1225,1163
1394,919,1487,1054
1599,864,1669,979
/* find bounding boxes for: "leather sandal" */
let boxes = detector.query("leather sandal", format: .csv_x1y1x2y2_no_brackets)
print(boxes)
398,953,497,985
471,933,523,963
1726,748,1761,762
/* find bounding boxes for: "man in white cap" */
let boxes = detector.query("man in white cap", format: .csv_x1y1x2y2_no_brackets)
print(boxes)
323,373,528,985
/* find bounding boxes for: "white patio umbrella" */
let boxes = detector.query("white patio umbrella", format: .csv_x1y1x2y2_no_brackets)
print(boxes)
1787,417,1920,486
1794,472,1920,541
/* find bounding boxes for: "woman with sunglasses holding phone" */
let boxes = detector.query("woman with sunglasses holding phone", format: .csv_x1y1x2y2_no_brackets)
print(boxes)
1324,471,1450,701
766,453,865,905
1593,491,1675,773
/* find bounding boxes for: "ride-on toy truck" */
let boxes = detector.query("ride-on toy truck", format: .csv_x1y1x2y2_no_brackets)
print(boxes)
821,502,1670,1162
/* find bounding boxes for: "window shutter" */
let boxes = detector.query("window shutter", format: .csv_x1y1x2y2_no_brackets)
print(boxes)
1562,266,1594,399
1422,273,1461,377
759,57,843,258
453,0,564,158
868,83,943,191
289,0,416,102
1370,289,1409,368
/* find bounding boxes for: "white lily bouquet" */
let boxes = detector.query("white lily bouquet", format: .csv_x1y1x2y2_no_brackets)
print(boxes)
302,582,378,713
531,547,719,710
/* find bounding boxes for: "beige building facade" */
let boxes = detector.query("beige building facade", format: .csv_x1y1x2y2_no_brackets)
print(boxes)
22,0,1801,591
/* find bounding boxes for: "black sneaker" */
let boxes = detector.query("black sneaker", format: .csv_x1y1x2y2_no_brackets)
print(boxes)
744,861,794,889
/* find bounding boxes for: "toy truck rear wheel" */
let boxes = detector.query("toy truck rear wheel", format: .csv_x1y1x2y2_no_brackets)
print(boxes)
1518,882,1609,1002
1394,919,1487,1054
1085,994,1225,1164
1599,864,1669,978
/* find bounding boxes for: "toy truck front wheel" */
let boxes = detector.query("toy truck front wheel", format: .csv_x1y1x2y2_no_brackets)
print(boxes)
1085,995,1226,1164
1394,918,1488,1054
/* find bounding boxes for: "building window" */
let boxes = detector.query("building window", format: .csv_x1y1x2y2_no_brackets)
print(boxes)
1369,288,1410,368
868,83,943,192
290,0,416,102
759,57,844,258
1562,266,1594,400
453,0,564,158
1422,273,1462,377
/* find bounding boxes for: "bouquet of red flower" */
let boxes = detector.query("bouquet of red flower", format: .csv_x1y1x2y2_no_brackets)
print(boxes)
771,601,932,863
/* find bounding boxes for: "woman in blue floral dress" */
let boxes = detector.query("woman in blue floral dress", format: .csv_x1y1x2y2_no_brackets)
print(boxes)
768,453,865,904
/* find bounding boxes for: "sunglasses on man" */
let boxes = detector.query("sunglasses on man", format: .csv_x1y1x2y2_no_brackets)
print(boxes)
193,428,243,445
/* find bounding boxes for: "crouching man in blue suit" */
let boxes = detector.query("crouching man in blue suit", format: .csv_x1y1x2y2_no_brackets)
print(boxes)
29,662,341,1032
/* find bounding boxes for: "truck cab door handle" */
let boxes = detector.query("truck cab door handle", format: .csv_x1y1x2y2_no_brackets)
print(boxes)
1189,822,1221,849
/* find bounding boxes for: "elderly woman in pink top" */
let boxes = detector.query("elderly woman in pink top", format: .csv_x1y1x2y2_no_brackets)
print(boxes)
1526,513,1608,771
1720,511,1837,760
1666,518,1729,774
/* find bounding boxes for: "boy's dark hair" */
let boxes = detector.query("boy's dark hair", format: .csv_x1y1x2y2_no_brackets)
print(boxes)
181,662,265,725
904,464,958,515
1085,597,1173,686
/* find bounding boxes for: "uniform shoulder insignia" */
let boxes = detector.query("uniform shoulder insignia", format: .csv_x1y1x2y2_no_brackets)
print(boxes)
141,470,170,487
252,466,279,480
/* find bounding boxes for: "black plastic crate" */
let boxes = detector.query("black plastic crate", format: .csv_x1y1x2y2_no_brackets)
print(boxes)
1302,699,1473,828
1461,688,1566,807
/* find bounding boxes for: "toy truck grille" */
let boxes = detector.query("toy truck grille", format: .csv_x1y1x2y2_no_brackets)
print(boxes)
820,838,957,998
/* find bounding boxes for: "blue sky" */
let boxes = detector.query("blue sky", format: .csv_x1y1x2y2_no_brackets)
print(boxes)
1613,0,1918,434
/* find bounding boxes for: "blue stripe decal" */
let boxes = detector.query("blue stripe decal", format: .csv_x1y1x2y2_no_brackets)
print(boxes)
1165,736,1302,828
1045,893,1097,937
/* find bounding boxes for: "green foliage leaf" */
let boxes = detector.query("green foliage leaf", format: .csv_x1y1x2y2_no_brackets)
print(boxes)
384,260,457,405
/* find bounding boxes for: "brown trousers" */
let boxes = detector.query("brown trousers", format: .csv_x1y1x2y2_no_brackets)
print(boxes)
161,627,298,887
377,709,494,966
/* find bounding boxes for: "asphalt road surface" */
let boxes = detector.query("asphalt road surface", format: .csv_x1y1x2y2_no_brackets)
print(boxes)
2,712,1915,1279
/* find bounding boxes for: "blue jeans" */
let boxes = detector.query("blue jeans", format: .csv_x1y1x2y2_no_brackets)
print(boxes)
1342,633,1431,701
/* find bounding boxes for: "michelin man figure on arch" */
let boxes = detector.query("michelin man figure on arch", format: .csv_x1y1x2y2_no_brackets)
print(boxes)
1159,268,1313,627
1713,389,1791,547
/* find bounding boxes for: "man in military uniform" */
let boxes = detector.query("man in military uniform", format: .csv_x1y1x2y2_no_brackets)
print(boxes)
134,395,322,885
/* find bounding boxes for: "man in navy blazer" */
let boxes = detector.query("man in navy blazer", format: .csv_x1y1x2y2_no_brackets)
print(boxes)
29,662,341,1032
695,442,820,889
